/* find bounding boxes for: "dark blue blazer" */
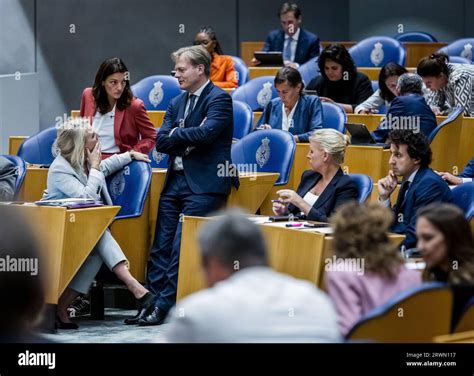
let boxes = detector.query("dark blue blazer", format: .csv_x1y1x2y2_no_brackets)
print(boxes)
460,156,474,178
156,81,235,195
288,169,358,222
372,94,437,143
263,28,320,65
256,95,323,142
392,167,453,249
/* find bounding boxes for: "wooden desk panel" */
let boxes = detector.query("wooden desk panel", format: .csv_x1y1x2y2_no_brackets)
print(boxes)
177,216,405,300
458,117,474,172
9,136,28,155
17,167,48,202
13,205,119,304
403,42,447,67
346,114,384,132
343,145,391,180
249,67,280,80
72,109,165,128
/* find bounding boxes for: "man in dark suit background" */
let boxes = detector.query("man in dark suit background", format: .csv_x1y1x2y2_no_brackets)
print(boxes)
372,73,438,143
255,2,320,68
136,45,235,326
438,155,474,185
377,130,453,249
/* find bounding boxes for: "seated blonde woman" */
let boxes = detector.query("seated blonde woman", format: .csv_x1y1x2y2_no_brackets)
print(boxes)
272,129,358,222
326,202,422,336
42,120,154,329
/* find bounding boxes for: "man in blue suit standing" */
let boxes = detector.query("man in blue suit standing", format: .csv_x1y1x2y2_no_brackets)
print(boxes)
372,73,437,143
256,2,319,68
377,130,453,249
135,45,235,326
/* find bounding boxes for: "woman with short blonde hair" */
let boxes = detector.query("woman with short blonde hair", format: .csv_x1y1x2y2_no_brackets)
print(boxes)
273,128,357,222
43,120,155,329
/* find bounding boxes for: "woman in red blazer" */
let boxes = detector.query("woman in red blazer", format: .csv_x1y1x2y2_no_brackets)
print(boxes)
80,57,156,158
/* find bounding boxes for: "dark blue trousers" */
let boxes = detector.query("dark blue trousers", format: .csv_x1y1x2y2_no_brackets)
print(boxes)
147,171,226,313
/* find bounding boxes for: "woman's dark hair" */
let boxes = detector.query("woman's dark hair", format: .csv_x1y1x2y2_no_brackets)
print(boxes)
274,66,304,95
379,62,408,101
387,129,432,168
418,203,474,284
417,53,450,78
92,57,133,114
318,44,357,81
197,25,223,55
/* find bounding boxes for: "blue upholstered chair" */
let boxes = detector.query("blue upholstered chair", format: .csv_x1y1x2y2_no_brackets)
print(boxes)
233,100,253,139
394,31,437,42
428,107,464,143
349,36,406,67
448,56,472,65
454,296,474,333
438,39,474,63
321,102,347,133
1,154,26,197
349,174,373,203
347,282,453,342
297,56,319,86
17,127,58,165
106,161,152,219
230,56,249,86
231,76,278,111
131,75,182,111
231,129,296,185
451,182,474,221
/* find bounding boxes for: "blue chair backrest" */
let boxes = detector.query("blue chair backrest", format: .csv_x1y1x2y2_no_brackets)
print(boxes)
297,56,319,86
394,31,437,42
451,182,474,221
1,154,26,197
106,161,152,219
231,76,278,111
230,56,249,86
347,282,452,342
448,56,472,65
148,129,169,168
231,129,296,185
438,39,474,63
131,75,182,111
17,127,57,165
321,102,347,133
428,107,464,142
349,174,373,203
233,100,253,139
349,36,406,67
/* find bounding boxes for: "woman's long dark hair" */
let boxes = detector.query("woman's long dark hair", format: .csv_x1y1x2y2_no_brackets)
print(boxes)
379,62,408,101
418,203,474,285
92,57,133,114
318,44,357,82
197,26,223,55
417,53,450,78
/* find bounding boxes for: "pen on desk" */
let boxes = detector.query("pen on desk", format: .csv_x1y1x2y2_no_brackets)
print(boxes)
285,223,302,228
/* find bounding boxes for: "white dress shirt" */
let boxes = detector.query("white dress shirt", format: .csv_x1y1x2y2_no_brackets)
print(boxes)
281,99,299,131
92,104,119,154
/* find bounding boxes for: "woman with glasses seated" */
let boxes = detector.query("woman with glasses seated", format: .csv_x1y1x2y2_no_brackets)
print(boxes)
194,26,238,89
43,121,155,329
80,57,156,159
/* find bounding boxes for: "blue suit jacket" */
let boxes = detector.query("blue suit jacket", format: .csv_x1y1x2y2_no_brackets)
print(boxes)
263,28,320,65
460,156,474,178
392,167,453,249
372,94,437,143
256,95,323,142
288,169,358,222
156,82,235,195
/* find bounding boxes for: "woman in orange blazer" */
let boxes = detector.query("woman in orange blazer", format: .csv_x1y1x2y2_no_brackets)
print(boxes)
80,57,156,158
194,26,238,89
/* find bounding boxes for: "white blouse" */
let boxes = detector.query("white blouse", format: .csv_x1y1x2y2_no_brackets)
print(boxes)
92,105,119,153
303,191,319,207
281,100,299,131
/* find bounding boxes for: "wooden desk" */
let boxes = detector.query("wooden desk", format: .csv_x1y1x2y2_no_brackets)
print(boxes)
8,136,28,155
148,169,280,244
177,215,405,300
402,42,447,67
458,116,474,172
72,110,165,129
248,67,280,80
17,167,48,202
11,204,119,304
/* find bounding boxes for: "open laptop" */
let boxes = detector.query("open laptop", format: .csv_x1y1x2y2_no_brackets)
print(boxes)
345,123,390,148
254,51,283,66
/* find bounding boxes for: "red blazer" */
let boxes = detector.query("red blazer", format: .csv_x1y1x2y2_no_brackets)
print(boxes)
80,87,156,156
